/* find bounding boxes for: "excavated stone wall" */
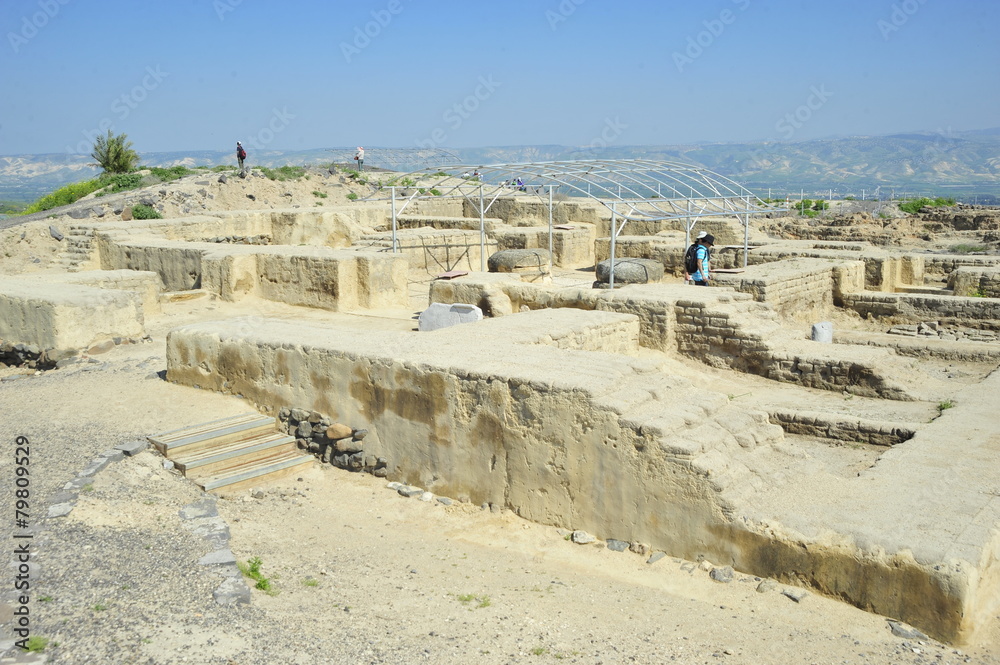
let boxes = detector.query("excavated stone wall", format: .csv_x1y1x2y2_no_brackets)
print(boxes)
492,225,596,269
842,292,1000,329
0,277,144,352
163,311,1000,644
711,258,865,318
949,266,1000,298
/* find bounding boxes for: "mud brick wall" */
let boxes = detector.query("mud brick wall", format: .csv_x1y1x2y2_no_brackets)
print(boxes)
673,298,908,398
712,261,842,318
841,292,1000,328
921,255,1000,277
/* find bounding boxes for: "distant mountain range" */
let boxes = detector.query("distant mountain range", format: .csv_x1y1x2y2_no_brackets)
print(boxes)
2,129,998,203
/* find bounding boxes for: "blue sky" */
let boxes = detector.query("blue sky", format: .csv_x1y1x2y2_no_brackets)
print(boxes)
1,0,997,156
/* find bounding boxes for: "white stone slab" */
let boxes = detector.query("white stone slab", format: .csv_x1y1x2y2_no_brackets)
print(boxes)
418,302,483,332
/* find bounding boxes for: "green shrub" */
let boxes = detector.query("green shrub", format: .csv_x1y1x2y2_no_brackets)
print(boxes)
312,190,328,198
793,199,813,212
20,179,107,214
346,193,358,201
238,556,275,593
899,197,956,214
844,196,856,201
23,636,49,653
108,173,144,192
91,130,139,174
430,189,442,196
257,165,306,181
131,204,162,220
950,244,987,254
145,165,197,183
812,199,829,211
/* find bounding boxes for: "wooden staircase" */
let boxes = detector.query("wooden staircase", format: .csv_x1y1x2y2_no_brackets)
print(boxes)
148,414,313,492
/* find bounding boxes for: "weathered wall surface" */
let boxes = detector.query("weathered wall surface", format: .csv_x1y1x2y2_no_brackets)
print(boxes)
492,224,596,269
711,258,864,318
164,313,1000,643
101,238,211,291
950,266,1000,298
0,277,144,351
469,198,601,227
359,229,496,273
842,292,1000,329
43,269,163,314
430,276,940,400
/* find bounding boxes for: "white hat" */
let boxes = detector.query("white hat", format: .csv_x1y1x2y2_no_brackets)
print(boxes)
696,230,708,239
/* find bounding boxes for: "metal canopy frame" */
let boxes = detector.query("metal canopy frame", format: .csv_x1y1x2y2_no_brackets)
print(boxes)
362,159,778,286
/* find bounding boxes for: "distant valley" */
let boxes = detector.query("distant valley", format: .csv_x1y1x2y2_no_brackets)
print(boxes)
1,129,997,204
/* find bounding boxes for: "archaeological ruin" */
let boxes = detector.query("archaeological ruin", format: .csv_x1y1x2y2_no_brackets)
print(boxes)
2,160,1000,645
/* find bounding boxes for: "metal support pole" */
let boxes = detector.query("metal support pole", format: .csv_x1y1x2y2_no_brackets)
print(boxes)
391,187,398,253
548,186,554,275
479,185,486,272
743,196,750,269
609,204,617,290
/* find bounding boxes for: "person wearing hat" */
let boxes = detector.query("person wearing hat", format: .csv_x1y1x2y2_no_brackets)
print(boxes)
354,147,364,171
691,233,715,286
236,141,246,172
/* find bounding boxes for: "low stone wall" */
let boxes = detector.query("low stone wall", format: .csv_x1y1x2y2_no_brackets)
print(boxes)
0,277,144,353
949,266,1000,298
52,269,163,314
359,229,497,273
842,292,1000,329
711,258,864,318
768,409,915,446
164,313,1000,643
750,244,924,292
473,198,600,227
395,215,503,232
922,255,1000,278
493,224,596,269
429,276,926,400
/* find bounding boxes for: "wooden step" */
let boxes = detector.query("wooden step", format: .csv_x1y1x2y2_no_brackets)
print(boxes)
148,413,276,456
195,451,314,493
172,431,297,478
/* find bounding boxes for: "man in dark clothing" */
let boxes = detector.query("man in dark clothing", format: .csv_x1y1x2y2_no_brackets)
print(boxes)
236,141,246,171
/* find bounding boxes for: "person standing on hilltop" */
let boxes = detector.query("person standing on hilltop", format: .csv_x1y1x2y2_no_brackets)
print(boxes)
236,141,247,173
354,146,364,171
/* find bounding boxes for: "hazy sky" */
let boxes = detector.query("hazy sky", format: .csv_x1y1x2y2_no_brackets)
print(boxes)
1,0,997,156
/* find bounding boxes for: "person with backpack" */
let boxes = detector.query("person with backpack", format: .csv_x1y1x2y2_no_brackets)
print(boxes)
354,147,364,171
685,233,714,286
236,141,247,172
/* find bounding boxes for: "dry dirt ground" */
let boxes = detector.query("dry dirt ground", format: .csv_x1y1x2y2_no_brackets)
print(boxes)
0,288,997,664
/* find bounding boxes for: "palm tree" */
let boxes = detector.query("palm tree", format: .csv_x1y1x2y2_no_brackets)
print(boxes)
90,130,140,174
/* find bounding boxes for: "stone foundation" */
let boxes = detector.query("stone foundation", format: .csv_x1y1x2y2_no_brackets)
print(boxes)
164,310,1000,644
